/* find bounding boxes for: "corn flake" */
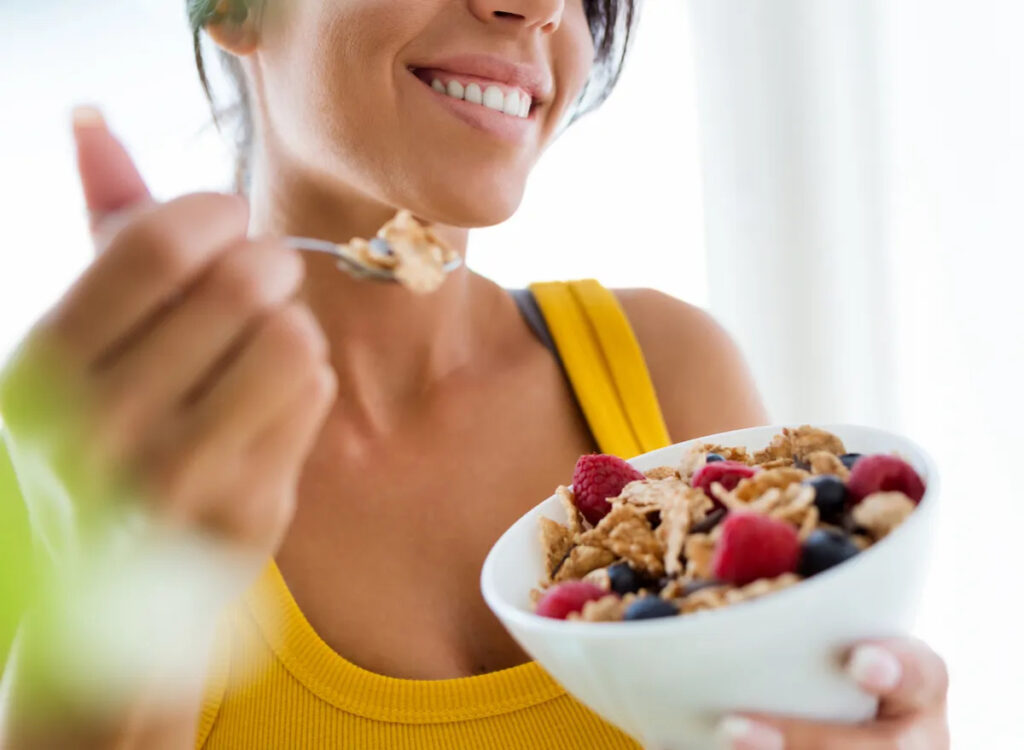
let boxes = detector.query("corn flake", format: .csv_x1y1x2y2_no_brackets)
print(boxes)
731,467,810,503
852,492,915,540
569,594,627,622
656,490,704,576
581,506,665,577
556,485,584,535
754,425,846,463
807,450,851,480
683,533,716,580
553,545,617,582
680,584,732,613
725,574,801,605
613,477,692,514
539,517,573,580
644,465,680,480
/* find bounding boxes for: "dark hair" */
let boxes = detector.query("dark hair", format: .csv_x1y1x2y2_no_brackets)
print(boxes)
187,0,640,192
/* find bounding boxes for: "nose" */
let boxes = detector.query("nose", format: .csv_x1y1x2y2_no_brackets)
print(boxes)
467,0,564,34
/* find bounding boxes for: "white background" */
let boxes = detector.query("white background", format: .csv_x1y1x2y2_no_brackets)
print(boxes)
1,0,1022,746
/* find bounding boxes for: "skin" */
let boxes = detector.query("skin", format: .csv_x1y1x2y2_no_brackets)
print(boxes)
0,1,948,747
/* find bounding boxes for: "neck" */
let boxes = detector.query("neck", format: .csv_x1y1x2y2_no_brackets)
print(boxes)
248,157,498,438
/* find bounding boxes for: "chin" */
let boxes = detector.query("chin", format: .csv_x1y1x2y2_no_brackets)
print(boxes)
402,171,527,228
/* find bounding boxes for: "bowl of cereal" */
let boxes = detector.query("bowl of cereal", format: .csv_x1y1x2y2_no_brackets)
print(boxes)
481,424,938,750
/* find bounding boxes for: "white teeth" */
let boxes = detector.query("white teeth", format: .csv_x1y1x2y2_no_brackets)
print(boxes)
482,86,505,112
464,82,483,104
503,91,521,116
426,73,530,119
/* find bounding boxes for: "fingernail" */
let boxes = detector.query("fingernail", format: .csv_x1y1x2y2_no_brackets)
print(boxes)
848,644,902,692
72,105,106,130
716,715,785,750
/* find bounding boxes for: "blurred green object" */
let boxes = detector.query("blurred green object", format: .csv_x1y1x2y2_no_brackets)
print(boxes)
0,331,74,681
0,426,34,673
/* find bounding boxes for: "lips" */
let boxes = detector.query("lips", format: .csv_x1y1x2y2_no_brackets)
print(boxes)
413,68,533,119
406,54,552,143
408,53,553,103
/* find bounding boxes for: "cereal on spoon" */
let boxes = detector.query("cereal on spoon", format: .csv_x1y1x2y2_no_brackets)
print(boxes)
532,425,927,622
343,210,460,294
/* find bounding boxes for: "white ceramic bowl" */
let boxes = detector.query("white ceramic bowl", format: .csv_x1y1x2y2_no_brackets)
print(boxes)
481,424,939,750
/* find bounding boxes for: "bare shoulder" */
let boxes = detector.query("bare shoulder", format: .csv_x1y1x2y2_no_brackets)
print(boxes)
610,288,771,443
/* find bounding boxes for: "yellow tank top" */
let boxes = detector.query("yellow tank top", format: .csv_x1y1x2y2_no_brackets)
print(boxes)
195,279,669,748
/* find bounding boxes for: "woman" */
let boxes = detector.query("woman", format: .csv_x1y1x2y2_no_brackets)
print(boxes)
0,0,949,747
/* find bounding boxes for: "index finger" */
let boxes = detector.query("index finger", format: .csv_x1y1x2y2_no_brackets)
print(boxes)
847,638,949,718
72,106,152,235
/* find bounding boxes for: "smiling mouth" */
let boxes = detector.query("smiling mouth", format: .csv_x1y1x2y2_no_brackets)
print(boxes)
409,67,536,120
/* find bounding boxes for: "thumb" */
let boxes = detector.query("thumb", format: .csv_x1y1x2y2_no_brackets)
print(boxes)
72,106,153,241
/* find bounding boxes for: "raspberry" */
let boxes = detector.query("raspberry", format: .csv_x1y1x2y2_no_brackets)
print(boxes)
846,454,926,505
535,581,610,620
691,460,758,505
571,454,645,525
711,513,801,586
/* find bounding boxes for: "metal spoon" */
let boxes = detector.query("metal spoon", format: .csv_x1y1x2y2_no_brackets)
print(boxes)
283,235,463,282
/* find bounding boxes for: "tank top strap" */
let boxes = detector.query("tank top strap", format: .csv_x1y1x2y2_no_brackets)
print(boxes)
528,279,672,459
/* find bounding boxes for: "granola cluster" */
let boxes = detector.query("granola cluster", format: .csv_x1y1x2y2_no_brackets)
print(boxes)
342,210,460,293
533,426,926,622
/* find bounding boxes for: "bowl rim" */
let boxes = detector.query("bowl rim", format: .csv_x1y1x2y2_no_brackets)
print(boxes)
480,422,940,638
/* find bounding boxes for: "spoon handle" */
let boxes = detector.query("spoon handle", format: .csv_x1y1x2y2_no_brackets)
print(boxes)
283,235,464,282
282,236,349,258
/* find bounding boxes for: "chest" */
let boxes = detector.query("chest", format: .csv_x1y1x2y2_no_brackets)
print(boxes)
274,360,599,679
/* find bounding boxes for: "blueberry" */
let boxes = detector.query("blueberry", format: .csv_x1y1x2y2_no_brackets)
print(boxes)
705,453,726,463
798,529,860,577
623,597,679,620
803,475,849,523
691,508,727,534
607,562,645,595
840,453,863,470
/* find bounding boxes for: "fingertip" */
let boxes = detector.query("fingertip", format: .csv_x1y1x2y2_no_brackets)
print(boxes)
866,637,950,716
847,643,903,693
715,715,785,750
71,104,107,132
